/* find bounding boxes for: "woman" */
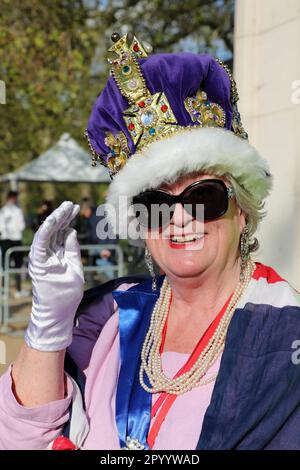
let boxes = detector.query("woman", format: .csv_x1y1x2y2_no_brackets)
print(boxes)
1,33,300,450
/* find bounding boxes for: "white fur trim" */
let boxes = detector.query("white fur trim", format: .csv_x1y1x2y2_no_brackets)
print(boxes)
105,127,272,238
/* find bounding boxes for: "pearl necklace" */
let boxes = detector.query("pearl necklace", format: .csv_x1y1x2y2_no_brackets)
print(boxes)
139,259,256,395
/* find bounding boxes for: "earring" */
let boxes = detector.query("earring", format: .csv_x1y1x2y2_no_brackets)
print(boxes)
240,225,250,282
144,246,157,292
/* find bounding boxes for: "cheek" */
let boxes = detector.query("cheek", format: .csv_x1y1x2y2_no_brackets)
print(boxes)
225,223,241,251
145,234,164,260
206,218,240,250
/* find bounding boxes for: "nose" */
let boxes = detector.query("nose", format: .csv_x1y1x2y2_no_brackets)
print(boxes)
171,202,193,228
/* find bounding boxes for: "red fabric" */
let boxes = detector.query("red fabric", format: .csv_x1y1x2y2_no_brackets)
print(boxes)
52,435,77,450
252,262,286,284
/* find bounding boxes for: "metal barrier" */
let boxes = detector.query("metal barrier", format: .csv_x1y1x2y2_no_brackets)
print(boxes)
0,243,124,333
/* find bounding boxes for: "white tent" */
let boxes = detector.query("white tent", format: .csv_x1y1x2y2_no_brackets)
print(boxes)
0,133,111,185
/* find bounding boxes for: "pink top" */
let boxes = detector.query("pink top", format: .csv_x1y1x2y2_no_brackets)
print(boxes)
0,283,222,450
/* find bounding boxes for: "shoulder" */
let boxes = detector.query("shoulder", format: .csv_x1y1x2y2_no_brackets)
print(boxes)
68,275,151,354
254,261,299,295
253,262,296,287
244,261,300,312
226,262,300,357
66,274,152,375
76,274,152,315
10,204,21,213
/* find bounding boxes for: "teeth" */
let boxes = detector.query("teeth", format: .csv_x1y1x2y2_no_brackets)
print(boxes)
170,234,204,243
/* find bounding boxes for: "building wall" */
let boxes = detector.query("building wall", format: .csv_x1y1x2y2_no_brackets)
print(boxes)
234,0,300,289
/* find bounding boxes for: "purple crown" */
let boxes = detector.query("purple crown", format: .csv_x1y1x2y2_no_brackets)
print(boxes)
85,33,248,177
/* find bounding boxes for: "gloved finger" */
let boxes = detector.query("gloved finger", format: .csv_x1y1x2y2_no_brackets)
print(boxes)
64,228,85,283
52,204,80,259
46,201,76,251
60,204,80,231
54,204,80,248
29,216,57,262
30,202,74,263
38,201,74,246
64,227,81,255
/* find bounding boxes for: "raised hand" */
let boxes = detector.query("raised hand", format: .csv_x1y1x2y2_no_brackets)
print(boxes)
25,201,85,351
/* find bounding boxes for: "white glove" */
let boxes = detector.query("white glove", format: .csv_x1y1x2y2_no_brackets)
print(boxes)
25,201,85,351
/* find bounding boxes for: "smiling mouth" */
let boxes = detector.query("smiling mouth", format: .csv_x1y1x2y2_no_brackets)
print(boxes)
169,233,206,243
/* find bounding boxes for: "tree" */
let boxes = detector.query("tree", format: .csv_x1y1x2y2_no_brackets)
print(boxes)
101,0,234,57
0,0,235,207
0,0,105,176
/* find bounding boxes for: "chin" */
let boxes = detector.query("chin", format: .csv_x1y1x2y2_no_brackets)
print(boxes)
164,256,210,278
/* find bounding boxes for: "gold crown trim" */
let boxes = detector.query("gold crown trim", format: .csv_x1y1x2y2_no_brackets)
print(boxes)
85,33,248,174
215,58,248,139
108,33,149,104
184,89,226,128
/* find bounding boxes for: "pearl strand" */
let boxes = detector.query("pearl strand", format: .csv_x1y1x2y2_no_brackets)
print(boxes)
139,259,255,395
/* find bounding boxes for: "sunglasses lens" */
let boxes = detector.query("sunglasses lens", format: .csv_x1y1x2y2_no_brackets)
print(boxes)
132,180,230,229
132,191,175,229
183,180,228,220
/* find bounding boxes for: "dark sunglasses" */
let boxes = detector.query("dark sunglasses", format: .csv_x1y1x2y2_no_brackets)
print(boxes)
132,178,235,229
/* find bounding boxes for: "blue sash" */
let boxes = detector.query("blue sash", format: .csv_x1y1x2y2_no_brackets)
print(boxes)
112,276,300,450
112,275,165,449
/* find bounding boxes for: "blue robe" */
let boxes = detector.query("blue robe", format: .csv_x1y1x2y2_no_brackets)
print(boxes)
65,266,300,450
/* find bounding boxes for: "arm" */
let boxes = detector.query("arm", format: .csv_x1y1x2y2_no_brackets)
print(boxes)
0,202,85,449
0,362,73,450
15,206,26,234
11,201,84,406
12,346,66,406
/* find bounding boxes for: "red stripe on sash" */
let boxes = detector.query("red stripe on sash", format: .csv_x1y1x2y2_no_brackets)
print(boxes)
147,291,234,449
252,262,286,284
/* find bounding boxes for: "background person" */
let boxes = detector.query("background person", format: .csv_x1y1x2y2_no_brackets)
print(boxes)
33,200,54,230
0,190,28,298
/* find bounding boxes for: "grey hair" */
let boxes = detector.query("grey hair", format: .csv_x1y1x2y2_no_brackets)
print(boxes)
224,173,266,253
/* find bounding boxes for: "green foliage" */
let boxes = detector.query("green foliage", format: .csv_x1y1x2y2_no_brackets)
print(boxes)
0,0,234,205
0,0,106,177
101,0,235,56
0,1,234,275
